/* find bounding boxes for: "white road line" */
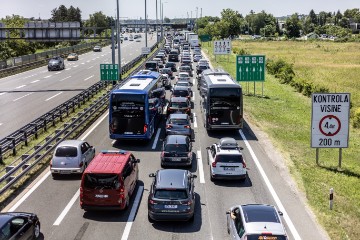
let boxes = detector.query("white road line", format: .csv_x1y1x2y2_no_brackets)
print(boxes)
0,123,3,126
0,93,6,96
15,85,26,89
121,186,144,240
192,78,195,85
80,112,109,140
8,171,51,212
87,60,90,63
53,189,80,226
192,92,195,101
45,92,63,101
30,80,40,83
65,68,71,71
55,72,62,75
84,75,94,81
40,70,47,73
44,75,52,78
152,128,161,150
73,65,79,68
92,58,96,61
193,113,198,128
239,130,301,240
111,140,116,145
81,63,85,65
196,150,205,183
60,76,71,82
13,93,33,102
87,66,94,69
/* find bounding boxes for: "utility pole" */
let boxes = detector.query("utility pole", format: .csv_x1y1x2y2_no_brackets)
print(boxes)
116,0,121,81
145,0,148,47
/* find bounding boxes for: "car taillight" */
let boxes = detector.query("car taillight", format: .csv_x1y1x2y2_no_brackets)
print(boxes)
79,162,83,168
185,108,190,112
242,162,247,168
182,200,192,206
149,199,158,205
184,125,190,129
161,151,164,158
120,185,125,193
166,124,172,129
212,162,217,167
144,124,147,133
80,187,83,199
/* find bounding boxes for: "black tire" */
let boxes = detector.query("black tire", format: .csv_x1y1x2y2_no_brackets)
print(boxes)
188,213,195,222
52,173,59,180
32,222,40,239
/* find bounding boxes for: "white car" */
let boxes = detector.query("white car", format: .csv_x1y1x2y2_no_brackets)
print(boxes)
207,137,247,181
177,72,191,83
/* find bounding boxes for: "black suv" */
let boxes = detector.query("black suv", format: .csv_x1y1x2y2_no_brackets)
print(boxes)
148,169,197,221
48,56,65,71
161,135,192,167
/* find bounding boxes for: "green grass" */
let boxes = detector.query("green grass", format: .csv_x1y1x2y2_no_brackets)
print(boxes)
203,41,360,240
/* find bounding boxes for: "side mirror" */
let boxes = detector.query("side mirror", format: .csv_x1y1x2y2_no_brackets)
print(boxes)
226,210,230,214
136,159,141,163
206,147,210,150
149,173,156,177
278,211,283,216
191,174,197,179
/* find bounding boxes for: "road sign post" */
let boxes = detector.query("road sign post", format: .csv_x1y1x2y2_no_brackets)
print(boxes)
100,64,119,81
311,93,350,168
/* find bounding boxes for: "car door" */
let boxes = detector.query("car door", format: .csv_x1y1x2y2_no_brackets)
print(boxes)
83,142,94,165
9,217,32,240
80,143,88,167
228,207,242,240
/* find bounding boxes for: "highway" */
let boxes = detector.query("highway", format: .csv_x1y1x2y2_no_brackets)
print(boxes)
2,49,328,240
0,33,157,139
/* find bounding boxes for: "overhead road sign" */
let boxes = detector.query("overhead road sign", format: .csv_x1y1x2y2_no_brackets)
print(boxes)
141,47,151,55
311,93,350,148
213,40,231,55
100,64,119,81
199,34,211,42
236,55,265,82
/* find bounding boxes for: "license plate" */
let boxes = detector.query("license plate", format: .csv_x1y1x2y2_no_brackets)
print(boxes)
221,122,229,125
95,194,109,198
172,158,181,161
224,167,235,171
164,205,178,209
60,170,71,174
124,132,133,134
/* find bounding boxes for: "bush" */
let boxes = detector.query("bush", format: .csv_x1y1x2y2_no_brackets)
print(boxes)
352,107,360,128
232,47,249,55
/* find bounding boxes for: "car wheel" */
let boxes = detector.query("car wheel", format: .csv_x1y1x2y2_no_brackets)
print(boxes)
33,222,40,239
52,173,59,179
148,214,154,223
189,213,195,222
124,196,130,210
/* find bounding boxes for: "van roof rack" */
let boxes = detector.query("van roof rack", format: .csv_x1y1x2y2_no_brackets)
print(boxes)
218,137,239,149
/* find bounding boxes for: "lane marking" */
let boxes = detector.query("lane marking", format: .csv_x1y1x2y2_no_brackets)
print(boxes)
92,58,96,61
239,130,301,240
111,140,116,145
0,123,3,126
53,189,80,226
44,75,52,78
40,70,47,73
81,63,85,65
192,92,195,101
73,65,79,68
45,92,63,101
30,80,40,83
55,72,62,75
152,128,161,150
8,171,51,212
193,113,198,128
81,112,109,140
15,85,26,89
196,150,205,183
84,75,94,81
13,93,33,102
86,60,90,63
0,93,6,96
65,68,71,71
121,186,144,240
87,66,94,69
60,76,71,82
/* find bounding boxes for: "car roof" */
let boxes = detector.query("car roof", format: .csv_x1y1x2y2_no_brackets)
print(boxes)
219,137,238,149
241,204,281,223
173,86,189,91
170,96,188,102
169,113,188,119
57,140,84,148
84,151,131,174
155,169,189,189
165,134,188,144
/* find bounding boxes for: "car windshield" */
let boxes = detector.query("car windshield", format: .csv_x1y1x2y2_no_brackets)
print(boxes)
164,143,188,152
55,146,78,157
176,82,189,87
170,101,188,108
169,118,188,125
215,154,243,163
83,174,119,190
49,59,59,63
179,73,189,78
154,189,188,199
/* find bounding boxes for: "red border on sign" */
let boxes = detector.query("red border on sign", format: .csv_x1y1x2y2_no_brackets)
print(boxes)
319,115,341,136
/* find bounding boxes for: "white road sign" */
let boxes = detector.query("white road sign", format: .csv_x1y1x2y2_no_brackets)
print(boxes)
311,93,350,148
213,40,231,55
141,47,151,55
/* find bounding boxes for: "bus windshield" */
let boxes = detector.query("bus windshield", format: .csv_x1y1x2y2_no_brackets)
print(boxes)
110,94,146,135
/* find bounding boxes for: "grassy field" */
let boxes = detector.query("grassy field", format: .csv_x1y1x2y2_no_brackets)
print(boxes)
202,40,360,240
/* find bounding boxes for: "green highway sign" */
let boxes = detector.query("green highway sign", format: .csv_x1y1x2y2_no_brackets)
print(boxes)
100,64,119,81
236,55,265,82
199,34,211,42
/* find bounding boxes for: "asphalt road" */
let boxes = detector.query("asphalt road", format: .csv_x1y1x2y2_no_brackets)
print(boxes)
3,48,328,240
0,33,157,139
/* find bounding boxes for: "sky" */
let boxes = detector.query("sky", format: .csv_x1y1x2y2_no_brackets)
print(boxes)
0,0,359,20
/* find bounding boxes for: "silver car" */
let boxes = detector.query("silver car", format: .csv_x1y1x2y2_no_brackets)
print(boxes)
165,113,192,137
226,204,288,240
50,140,95,178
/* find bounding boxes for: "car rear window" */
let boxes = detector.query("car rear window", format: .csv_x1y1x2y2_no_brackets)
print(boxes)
165,143,188,152
154,189,188,199
170,118,188,125
170,101,188,108
215,154,243,163
173,90,189,97
55,146,78,157
246,235,287,240
243,206,280,223
83,174,119,190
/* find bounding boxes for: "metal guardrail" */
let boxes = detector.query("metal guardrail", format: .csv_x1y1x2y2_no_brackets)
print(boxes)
0,41,162,198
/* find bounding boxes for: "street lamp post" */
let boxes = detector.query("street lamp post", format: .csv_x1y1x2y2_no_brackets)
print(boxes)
116,0,121,80
156,0,158,42
145,0,148,47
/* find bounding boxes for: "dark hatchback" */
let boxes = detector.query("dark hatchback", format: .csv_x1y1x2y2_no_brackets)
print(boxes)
148,169,197,221
0,212,40,240
165,113,192,137
48,57,65,71
171,86,192,99
161,135,192,167
165,62,177,72
168,54,179,62
167,97,192,118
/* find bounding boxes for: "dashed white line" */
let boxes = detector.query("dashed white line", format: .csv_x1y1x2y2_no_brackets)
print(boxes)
192,92,195,101
65,68,71,71
84,75,94,81
196,150,205,183
193,113,198,128
60,76,71,82
30,80,40,83
44,75,52,78
152,128,161,150
53,189,80,226
239,130,301,240
40,70,47,73
87,60,90,63
121,186,144,240
0,123,3,126
45,92,63,101
81,63,85,65
15,85,26,89
0,93,5,96
92,58,96,61
55,72,62,75
13,93,33,102
73,65,79,68
87,66,94,69
192,78,195,85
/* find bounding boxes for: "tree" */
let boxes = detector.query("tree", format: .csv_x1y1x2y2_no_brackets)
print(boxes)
50,5,82,23
84,11,109,35
285,13,302,38
220,8,243,37
308,9,318,25
164,17,170,23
